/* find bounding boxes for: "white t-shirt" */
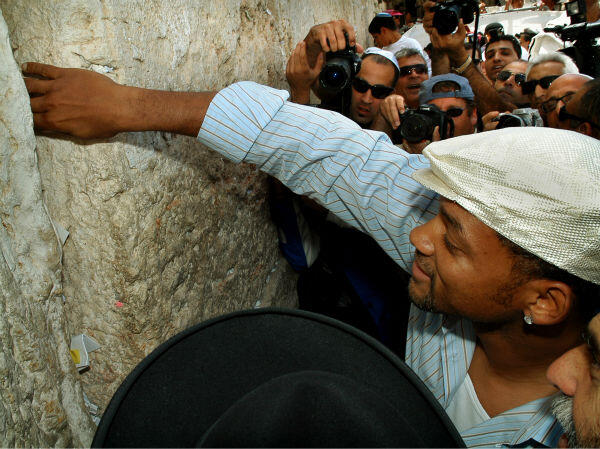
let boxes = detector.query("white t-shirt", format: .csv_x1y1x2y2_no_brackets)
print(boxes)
383,35,432,76
445,374,490,432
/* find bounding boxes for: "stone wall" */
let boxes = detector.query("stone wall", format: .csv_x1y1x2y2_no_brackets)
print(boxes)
0,1,382,446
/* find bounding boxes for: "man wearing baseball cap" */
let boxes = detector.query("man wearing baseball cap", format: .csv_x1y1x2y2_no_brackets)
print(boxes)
374,73,477,153
23,59,600,446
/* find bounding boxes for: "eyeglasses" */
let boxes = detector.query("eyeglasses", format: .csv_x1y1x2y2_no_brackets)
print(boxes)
558,105,600,130
351,77,394,99
540,92,575,114
496,70,526,86
521,75,559,95
399,64,427,77
444,107,465,118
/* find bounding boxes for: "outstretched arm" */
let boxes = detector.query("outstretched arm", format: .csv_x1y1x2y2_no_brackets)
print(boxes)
23,62,216,138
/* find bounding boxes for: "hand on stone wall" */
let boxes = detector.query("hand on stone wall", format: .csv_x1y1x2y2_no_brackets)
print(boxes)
22,62,216,138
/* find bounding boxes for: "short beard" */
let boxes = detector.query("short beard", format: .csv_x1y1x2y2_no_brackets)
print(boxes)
551,393,578,448
408,277,439,313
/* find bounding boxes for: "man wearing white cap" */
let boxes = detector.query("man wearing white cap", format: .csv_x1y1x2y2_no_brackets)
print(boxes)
286,20,399,129
23,61,600,447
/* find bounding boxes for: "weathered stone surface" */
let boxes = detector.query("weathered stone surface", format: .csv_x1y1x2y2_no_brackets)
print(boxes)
0,0,382,445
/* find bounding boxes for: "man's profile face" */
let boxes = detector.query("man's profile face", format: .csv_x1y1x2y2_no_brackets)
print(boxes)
494,60,529,107
395,54,429,109
543,75,589,129
526,61,564,108
484,41,519,81
370,29,394,48
547,314,600,448
428,97,477,137
349,58,396,126
407,198,525,322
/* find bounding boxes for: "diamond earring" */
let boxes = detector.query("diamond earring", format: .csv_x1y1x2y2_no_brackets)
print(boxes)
524,314,533,325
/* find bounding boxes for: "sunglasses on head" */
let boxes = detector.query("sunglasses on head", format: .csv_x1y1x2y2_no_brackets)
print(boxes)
540,92,575,114
496,70,526,86
399,64,428,77
521,75,559,95
352,77,394,99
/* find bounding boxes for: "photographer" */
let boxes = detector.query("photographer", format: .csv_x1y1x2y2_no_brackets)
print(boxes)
551,77,600,139
286,21,399,128
374,74,478,154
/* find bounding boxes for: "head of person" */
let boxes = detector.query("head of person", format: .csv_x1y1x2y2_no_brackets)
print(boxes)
368,13,399,48
547,312,600,448
484,35,521,82
349,48,400,126
394,48,429,109
519,28,536,50
407,128,600,333
554,78,600,139
524,52,579,108
419,74,477,138
484,22,504,42
493,60,529,107
541,73,592,129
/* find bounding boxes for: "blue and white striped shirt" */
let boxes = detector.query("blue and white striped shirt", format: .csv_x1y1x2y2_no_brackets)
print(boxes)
197,81,562,448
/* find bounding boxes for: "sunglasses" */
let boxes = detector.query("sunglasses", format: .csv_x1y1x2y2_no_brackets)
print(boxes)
444,107,465,118
521,75,559,95
399,64,428,77
496,70,526,86
540,92,575,114
558,105,600,130
352,77,394,99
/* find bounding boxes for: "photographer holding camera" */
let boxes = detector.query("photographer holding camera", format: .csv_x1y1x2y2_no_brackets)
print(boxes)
373,73,478,154
286,20,399,129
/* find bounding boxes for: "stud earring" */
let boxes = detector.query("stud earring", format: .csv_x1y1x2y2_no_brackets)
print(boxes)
524,314,533,325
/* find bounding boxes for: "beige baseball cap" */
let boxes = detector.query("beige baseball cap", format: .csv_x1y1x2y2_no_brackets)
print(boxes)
412,127,600,284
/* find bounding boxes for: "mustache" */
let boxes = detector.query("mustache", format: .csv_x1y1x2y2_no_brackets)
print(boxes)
414,251,434,277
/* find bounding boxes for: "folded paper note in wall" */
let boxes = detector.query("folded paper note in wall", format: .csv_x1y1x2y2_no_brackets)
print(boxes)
70,334,101,372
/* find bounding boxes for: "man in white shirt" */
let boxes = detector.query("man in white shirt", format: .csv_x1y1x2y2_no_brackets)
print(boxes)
368,12,431,75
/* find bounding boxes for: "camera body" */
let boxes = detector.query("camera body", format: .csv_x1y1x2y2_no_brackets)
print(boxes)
432,0,479,35
392,104,454,144
495,108,544,129
319,45,361,94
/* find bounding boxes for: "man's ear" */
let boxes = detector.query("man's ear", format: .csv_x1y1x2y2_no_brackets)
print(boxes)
522,280,575,325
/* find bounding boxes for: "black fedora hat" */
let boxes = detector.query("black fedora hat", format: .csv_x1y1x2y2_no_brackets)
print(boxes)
92,308,464,447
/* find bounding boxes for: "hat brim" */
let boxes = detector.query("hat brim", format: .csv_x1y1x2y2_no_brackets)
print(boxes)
92,308,464,447
412,167,459,202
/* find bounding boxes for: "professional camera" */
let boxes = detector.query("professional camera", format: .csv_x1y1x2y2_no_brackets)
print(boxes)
544,0,600,77
392,104,455,144
494,108,543,129
318,40,361,94
431,0,479,35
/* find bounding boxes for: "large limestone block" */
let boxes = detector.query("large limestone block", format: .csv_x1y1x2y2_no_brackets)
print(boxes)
0,0,381,445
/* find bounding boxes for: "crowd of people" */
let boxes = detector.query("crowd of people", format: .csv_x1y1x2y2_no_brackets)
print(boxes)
20,2,600,447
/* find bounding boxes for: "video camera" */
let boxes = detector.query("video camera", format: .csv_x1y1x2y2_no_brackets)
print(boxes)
493,108,544,129
544,0,600,77
392,104,455,144
431,0,479,35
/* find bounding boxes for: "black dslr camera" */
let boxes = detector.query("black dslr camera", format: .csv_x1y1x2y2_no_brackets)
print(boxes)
494,108,544,128
319,36,361,94
392,104,455,144
431,0,479,35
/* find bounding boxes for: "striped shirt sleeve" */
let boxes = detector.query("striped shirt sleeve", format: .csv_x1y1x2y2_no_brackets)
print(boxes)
198,81,440,272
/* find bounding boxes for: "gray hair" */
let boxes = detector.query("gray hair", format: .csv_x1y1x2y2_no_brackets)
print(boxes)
526,52,579,77
394,47,425,63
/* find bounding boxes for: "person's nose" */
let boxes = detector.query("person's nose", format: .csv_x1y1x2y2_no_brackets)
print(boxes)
361,89,374,104
546,344,591,397
409,219,435,257
535,85,548,103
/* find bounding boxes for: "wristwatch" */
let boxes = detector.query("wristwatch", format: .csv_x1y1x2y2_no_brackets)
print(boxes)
451,56,472,75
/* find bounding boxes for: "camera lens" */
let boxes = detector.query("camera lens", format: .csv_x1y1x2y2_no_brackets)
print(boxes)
496,114,524,128
399,114,434,143
433,6,460,35
319,58,353,92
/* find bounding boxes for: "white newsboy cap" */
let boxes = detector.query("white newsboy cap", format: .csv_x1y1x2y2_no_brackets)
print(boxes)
412,127,600,285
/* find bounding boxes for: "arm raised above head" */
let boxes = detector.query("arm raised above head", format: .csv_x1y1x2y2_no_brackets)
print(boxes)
23,62,216,138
